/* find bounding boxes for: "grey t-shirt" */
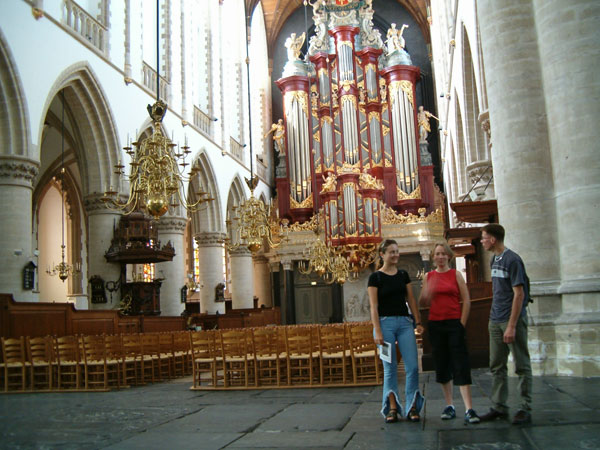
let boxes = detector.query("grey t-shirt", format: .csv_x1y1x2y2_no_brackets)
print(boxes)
489,249,528,323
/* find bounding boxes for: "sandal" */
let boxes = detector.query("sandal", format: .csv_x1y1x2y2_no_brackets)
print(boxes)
385,409,399,423
407,407,420,422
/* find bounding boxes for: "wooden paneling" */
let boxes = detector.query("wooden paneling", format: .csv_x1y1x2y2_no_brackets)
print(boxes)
0,294,183,338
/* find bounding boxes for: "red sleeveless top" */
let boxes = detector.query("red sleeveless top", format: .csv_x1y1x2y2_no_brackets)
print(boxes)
427,269,461,321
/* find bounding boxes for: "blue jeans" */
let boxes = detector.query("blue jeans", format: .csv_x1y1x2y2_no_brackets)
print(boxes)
376,316,424,417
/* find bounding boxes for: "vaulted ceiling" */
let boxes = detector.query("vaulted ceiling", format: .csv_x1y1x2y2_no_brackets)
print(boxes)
246,0,430,55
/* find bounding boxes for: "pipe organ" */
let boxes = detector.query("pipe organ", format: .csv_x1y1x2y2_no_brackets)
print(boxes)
275,0,435,258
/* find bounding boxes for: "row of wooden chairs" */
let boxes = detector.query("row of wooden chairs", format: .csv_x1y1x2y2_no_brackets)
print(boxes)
0,332,192,392
190,323,383,390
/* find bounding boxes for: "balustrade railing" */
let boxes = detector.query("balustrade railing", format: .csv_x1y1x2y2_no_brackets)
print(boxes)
64,0,107,54
142,61,169,101
229,137,244,162
193,106,213,138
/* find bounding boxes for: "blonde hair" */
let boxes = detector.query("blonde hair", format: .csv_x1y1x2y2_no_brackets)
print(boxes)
430,241,454,262
375,239,398,270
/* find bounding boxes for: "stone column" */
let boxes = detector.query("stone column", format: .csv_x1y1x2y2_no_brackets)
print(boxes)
229,246,254,309
477,0,561,292
281,259,295,324
156,216,187,316
0,156,39,302
83,194,122,309
196,232,226,314
252,254,272,307
532,0,600,376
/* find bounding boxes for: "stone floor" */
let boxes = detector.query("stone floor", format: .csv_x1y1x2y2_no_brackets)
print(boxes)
1,369,599,449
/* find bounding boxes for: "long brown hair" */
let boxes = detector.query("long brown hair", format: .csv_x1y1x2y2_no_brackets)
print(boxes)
375,239,398,270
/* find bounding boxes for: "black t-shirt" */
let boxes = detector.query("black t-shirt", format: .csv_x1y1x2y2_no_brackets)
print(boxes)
368,270,411,316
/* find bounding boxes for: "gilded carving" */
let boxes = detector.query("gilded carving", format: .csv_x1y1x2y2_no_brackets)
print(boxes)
286,213,319,232
285,91,309,117
339,161,361,173
340,79,355,90
341,94,357,108
321,172,337,193
359,169,384,190
397,185,421,200
290,195,313,209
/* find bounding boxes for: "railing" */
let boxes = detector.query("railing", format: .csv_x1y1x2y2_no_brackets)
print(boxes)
142,61,169,101
64,0,107,54
229,137,244,162
193,106,213,138
256,158,267,179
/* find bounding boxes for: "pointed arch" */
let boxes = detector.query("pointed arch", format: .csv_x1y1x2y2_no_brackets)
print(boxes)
40,62,120,196
0,28,30,158
462,26,486,164
188,150,223,234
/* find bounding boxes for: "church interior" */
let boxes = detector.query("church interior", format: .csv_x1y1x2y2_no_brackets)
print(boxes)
0,0,598,383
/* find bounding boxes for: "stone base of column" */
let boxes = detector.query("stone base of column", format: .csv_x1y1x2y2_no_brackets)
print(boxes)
524,292,600,377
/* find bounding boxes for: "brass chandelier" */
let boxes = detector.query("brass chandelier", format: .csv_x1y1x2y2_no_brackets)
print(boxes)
228,177,287,253
227,10,287,254
47,90,81,282
102,0,212,218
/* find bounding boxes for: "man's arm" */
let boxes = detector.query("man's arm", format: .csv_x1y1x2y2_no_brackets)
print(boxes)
504,284,524,343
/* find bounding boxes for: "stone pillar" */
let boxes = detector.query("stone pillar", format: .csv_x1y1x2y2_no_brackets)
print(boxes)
196,232,226,314
156,216,187,316
83,194,122,309
229,246,254,309
281,259,295,324
477,0,561,292
532,0,600,376
253,254,272,307
0,156,39,302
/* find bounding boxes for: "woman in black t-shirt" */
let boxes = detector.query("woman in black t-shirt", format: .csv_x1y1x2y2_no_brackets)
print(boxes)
368,239,425,423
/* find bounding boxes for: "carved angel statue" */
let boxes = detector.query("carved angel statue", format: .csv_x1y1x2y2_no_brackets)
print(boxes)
285,32,306,62
359,168,384,190
264,119,285,154
321,172,337,193
385,23,409,54
417,105,439,141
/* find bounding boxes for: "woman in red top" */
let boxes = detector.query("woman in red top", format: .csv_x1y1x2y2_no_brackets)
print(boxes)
419,241,480,424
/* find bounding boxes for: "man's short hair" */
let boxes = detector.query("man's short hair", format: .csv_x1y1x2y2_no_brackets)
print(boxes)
482,223,505,242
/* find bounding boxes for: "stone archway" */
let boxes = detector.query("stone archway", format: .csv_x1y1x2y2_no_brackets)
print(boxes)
0,30,39,301
39,64,121,309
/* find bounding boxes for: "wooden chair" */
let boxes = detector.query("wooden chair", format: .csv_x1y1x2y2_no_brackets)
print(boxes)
251,327,284,387
318,325,349,385
121,334,143,386
54,335,81,390
158,333,175,380
348,324,381,385
104,334,125,389
81,335,119,391
140,333,162,383
1,336,29,391
284,326,318,386
220,329,251,388
172,332,192,377
189,330,221,389
26,336,54,391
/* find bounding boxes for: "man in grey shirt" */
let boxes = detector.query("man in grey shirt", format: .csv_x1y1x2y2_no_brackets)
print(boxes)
479,224,532,425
